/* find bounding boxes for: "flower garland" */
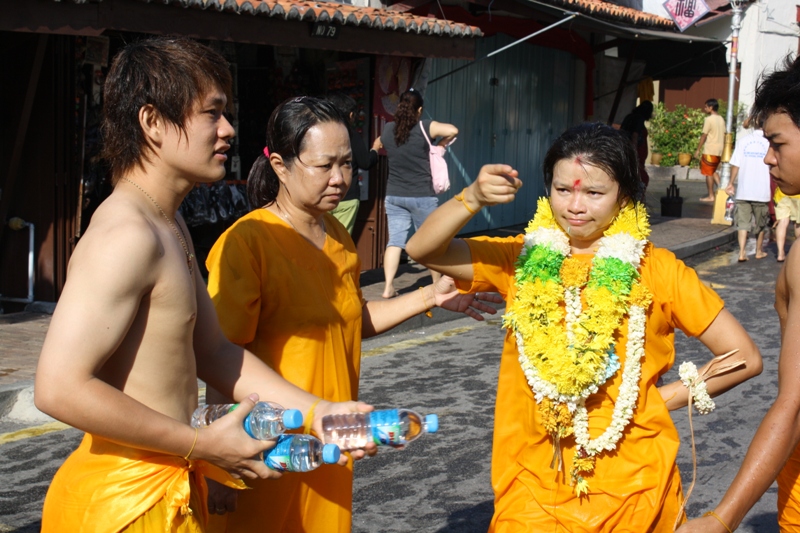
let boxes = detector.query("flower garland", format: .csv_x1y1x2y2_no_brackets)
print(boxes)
503,198,652,497
679,362,715,414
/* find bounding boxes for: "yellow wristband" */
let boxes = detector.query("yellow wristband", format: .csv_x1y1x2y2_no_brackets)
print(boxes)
303,399,322,435
703,511,733,533
454,188,478,215
184,427,199,461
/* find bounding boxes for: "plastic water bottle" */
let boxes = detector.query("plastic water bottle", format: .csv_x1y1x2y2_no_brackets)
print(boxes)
321,408,439,451
724,196,735,222
265,434,340,472
191,401,303,440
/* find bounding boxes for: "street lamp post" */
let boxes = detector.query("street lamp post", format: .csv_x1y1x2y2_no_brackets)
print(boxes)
712,0,743,224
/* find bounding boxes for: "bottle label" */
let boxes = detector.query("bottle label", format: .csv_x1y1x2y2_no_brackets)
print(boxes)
265,436,293,472
369,409,404,446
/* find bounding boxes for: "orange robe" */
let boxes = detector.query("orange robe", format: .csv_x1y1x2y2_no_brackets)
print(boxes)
777,445,800,531
456,237,724,533
41,433,243,532
205,209,362,533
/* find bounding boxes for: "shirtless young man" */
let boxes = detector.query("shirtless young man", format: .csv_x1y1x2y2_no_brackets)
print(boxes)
677,56,800,533
35,37,370,531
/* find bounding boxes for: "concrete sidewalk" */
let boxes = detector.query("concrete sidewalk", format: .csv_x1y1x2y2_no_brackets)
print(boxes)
0,172,737,421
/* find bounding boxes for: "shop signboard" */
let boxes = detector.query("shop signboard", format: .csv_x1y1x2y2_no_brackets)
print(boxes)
663,0,710,31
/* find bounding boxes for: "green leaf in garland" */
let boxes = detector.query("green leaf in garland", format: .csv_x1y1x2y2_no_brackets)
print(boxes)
588,257,638,296
515,245,565,284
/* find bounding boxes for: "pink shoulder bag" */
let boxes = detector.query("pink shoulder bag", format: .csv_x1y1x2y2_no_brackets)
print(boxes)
420,122,456,195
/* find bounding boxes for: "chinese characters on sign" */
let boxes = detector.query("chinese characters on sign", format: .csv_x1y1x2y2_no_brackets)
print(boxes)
663,0,710,32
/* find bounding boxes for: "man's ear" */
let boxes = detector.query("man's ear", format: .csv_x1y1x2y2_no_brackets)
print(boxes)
139,104,163,148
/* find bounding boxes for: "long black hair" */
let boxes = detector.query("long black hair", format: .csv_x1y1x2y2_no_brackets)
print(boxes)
247,96,347,208
543,122,643,204
393,89,424,146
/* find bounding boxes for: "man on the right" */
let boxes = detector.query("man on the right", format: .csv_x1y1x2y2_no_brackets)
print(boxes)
696,98,727,202
678,56,800,533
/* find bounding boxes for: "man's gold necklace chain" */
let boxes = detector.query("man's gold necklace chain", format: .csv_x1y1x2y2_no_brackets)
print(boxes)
121,178,194,275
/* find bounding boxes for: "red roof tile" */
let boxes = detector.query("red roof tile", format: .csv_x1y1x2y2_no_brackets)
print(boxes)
536,0,676,29
132,0,483,37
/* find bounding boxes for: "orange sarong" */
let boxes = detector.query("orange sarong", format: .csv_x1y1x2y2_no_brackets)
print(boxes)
700,155,721,176
42,434,246,533
778,441,800,531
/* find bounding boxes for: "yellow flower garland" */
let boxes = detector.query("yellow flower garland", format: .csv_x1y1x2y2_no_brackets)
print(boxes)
504,198,652,496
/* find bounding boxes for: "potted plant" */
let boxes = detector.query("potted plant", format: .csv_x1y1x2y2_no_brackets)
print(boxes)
648,103,704,168
651,151,663,166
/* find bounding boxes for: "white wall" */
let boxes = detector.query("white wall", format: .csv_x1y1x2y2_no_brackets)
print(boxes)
736,0,797,111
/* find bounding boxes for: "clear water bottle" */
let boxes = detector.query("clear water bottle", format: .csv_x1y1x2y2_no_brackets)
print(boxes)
191,401,303,440
724,196,735,222
321,408,439,451
264,434,340,472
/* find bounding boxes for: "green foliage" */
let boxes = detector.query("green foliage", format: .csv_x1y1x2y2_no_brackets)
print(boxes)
648,100,748,168
649,103,704,167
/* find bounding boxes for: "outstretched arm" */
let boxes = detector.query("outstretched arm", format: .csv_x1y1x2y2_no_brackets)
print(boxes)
406,163,521,282
677,252,800,533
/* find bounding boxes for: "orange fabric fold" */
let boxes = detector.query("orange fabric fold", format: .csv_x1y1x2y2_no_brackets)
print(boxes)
42,433,246,533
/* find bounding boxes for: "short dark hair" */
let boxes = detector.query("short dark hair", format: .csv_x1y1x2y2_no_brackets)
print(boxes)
751,55,800,128
247,96,347,208
101,36,233,183
543,122,643,204
705,98,719,112
327,92,357,121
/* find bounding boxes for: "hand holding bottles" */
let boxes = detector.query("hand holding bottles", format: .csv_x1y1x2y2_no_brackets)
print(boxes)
190,393,283,481
310,400,378,461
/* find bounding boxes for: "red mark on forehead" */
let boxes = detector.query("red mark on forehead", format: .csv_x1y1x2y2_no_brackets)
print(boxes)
573,179,581,191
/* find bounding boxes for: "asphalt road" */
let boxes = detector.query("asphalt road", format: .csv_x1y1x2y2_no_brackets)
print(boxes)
0,238,787,532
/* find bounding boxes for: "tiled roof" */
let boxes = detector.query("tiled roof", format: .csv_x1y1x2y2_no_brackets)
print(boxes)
133,0,483,37
535,0,676,29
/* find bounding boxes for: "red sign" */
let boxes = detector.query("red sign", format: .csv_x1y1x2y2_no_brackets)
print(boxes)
663,0,710,32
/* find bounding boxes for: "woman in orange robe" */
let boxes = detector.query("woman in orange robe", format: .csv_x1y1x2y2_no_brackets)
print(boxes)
204,96,497,533
406,123,763,532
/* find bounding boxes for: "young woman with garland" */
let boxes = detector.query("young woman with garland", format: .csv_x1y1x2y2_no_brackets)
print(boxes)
406,123,763,532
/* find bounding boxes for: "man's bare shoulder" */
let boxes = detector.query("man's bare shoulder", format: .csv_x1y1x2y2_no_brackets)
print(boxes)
67,193,163,286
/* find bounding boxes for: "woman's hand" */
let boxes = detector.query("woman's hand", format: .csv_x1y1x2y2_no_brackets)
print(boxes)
469,164,522,208
432,276,503,321
372,137,383,151
311,400,378,462
207,479,239,515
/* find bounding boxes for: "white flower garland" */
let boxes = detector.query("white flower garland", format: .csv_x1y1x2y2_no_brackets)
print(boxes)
679,362,715,415
573,304,647,454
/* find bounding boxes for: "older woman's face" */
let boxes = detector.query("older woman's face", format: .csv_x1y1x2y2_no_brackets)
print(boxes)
549,157,625,252
286,121,352,214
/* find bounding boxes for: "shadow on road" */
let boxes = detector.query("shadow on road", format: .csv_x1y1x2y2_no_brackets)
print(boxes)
436,500,493,532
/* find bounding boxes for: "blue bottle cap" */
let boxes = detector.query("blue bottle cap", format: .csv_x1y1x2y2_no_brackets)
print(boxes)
322,444,341,464
282,409,303,429
424,414,439,434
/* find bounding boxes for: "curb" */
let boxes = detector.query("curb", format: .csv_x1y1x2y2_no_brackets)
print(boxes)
669,226,737,260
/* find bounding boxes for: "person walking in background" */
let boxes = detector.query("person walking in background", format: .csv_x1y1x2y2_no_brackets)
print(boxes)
620,100,653,190
724,120,771,262
696,98,727,202
379,88,458,299
773,187,800,262
327,92,380,235
203,96,498,533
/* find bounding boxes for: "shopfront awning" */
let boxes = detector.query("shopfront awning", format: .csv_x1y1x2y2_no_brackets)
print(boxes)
1,0,481,59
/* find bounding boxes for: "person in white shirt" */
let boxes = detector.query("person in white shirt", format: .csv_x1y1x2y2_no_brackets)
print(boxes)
724,121,771,262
